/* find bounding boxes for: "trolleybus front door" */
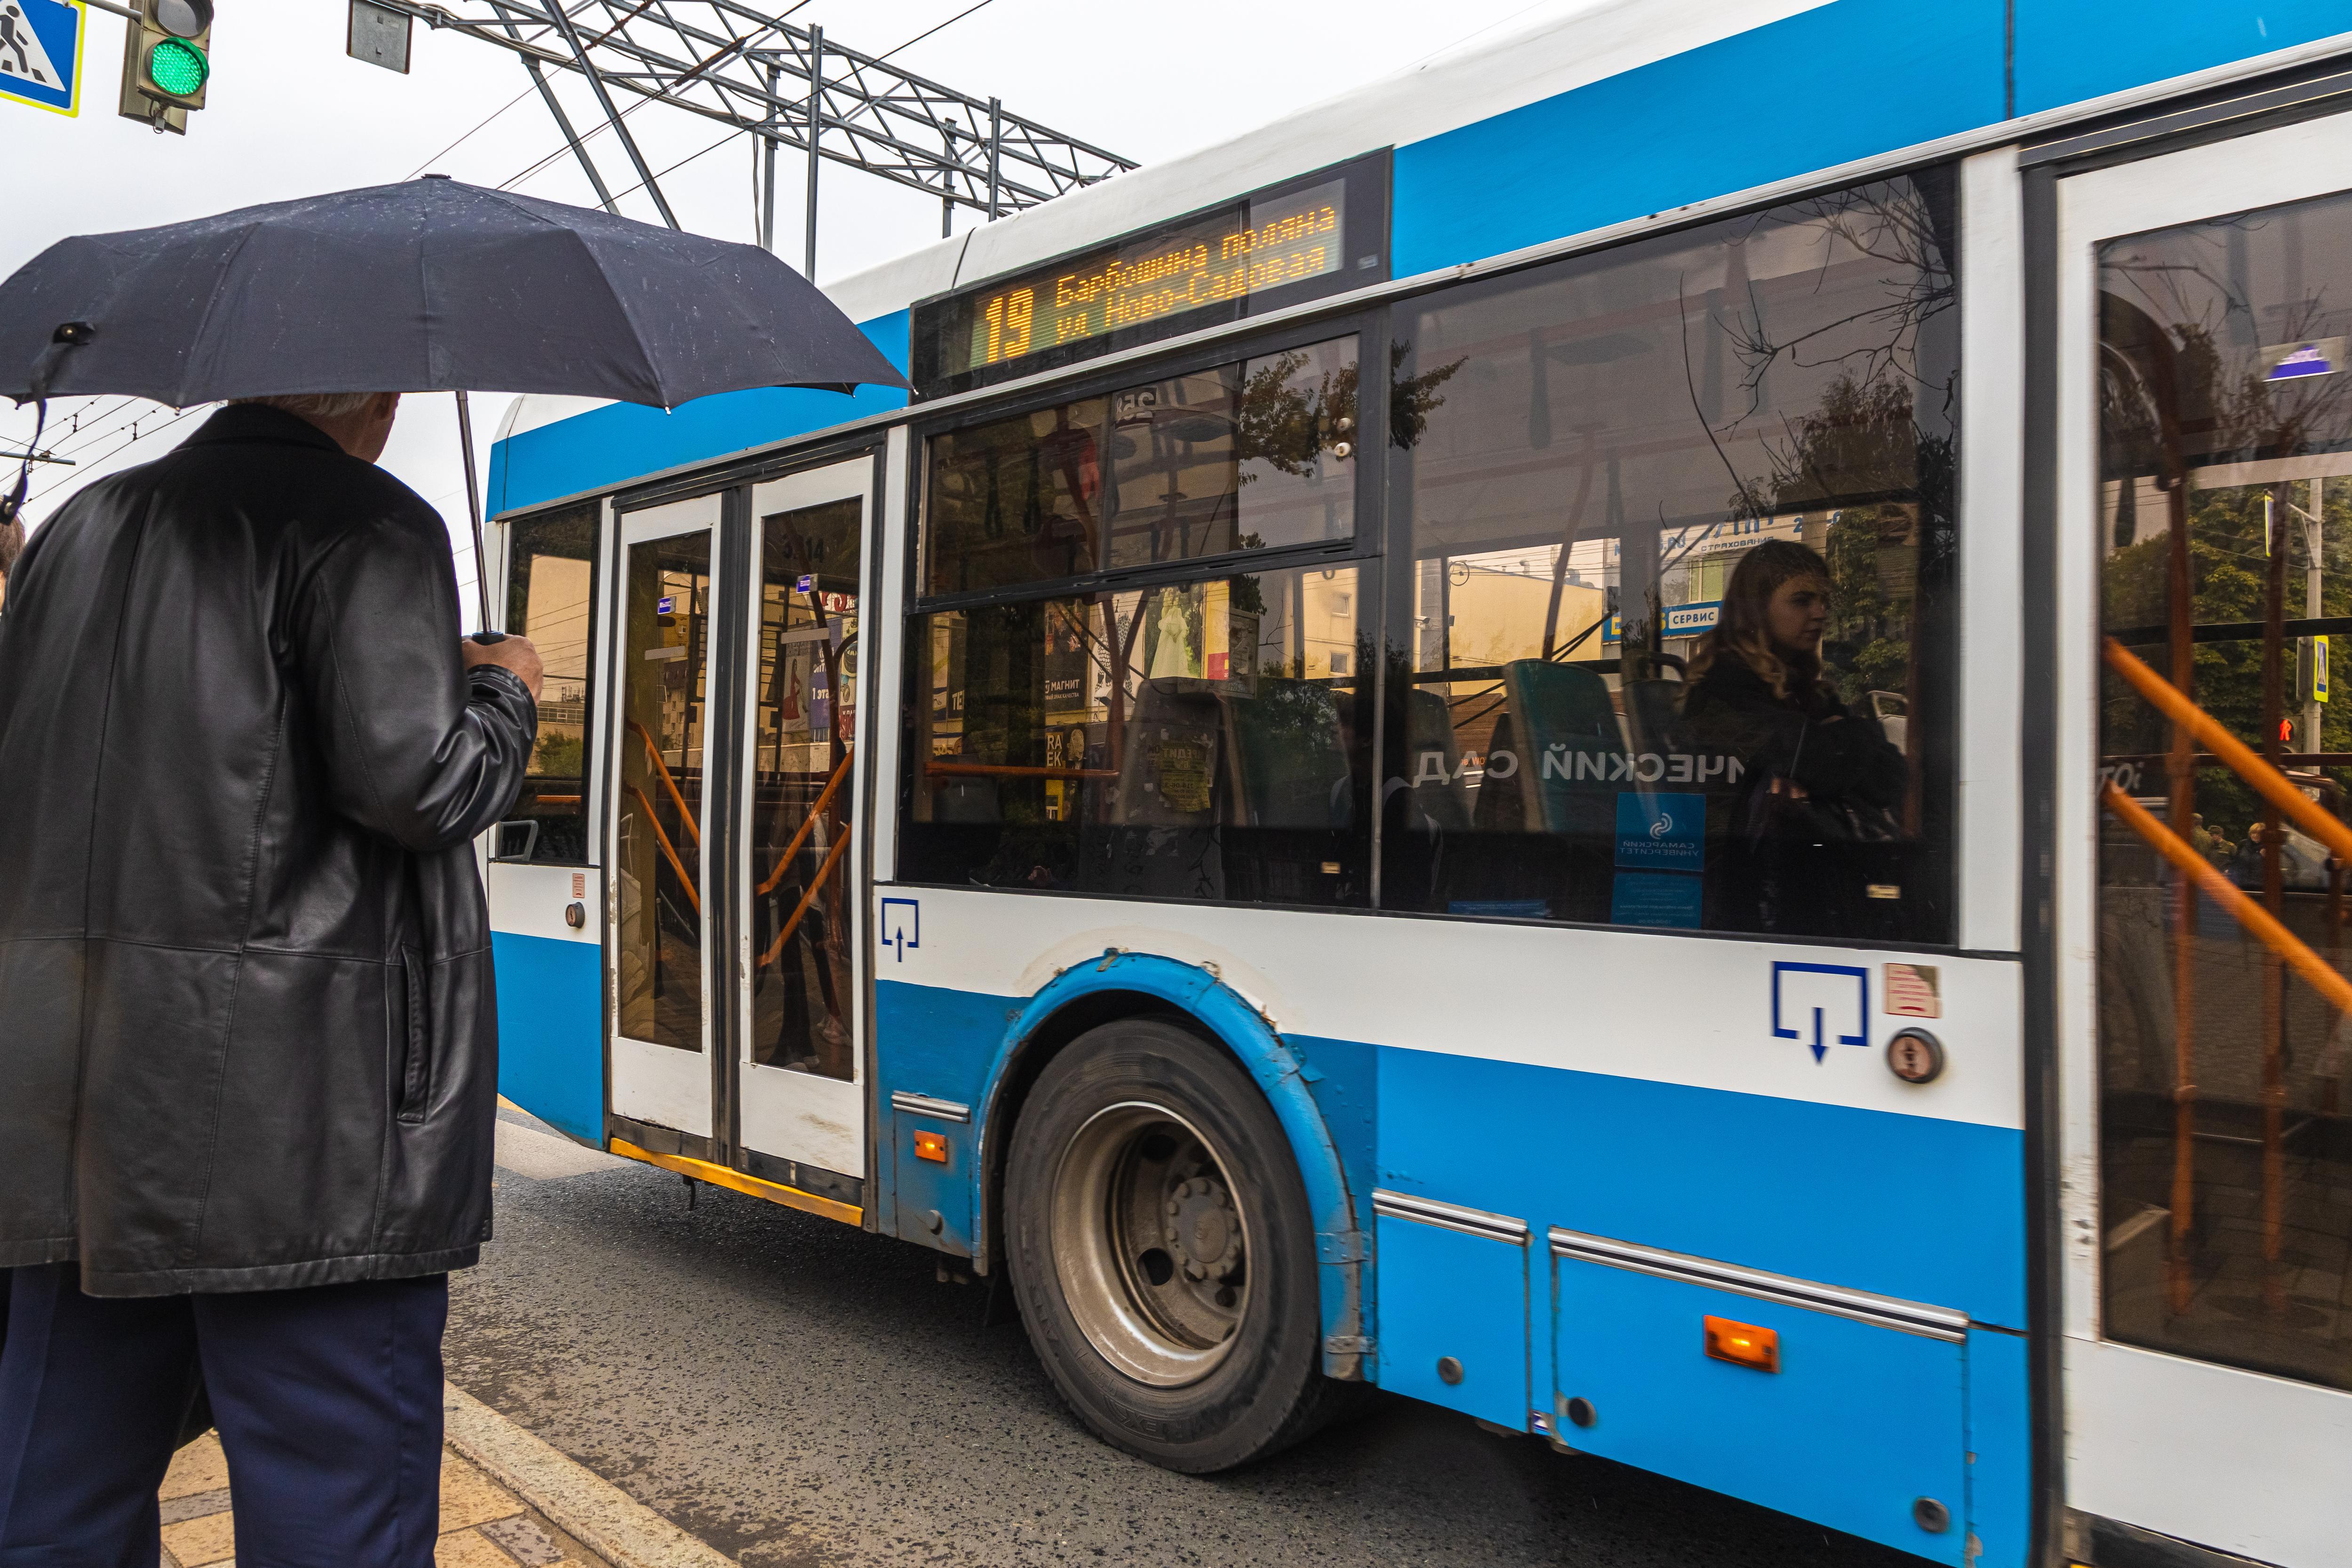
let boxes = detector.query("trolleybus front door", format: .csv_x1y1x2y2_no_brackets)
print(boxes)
2059,109,2352,1567
734,457,873,1187
609,492,722,1141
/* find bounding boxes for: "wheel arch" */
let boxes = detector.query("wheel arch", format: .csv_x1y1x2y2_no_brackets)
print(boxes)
970,950,1369,1380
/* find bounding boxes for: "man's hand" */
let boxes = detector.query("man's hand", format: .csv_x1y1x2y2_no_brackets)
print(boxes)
462,634,545,702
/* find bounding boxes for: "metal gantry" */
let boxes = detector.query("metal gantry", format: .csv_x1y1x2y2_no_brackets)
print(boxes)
373,0,1136,269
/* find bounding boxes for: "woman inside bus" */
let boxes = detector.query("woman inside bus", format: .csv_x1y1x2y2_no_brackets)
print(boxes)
1681,537,1907,937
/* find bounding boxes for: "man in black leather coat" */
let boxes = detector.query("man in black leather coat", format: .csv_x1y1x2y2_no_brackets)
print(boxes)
0,392,542,1567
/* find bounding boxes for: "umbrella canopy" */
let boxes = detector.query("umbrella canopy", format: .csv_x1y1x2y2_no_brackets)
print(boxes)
0,176,906,407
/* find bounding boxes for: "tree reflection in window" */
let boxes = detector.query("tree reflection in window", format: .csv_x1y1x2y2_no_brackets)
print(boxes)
1384,170,1959,941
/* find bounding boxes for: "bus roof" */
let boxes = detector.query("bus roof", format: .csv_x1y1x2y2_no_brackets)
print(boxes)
491,0,2352,517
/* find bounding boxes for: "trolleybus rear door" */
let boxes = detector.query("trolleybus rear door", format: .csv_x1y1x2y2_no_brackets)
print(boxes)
2058,109,2352,1567
734,457,874,1186
607,491,723,1142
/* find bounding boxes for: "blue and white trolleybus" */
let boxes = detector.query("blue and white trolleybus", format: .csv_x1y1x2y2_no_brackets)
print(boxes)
478,7,2352,1563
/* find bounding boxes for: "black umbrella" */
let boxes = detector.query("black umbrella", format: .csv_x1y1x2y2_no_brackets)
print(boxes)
0,176,906,608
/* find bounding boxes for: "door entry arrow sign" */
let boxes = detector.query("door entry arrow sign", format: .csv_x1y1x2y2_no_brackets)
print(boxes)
0,0,83,116
880,898,920,963
1770,962,1869,1063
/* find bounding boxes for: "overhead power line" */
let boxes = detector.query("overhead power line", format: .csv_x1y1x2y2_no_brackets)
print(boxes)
875,0,994,64
366,0,1135,232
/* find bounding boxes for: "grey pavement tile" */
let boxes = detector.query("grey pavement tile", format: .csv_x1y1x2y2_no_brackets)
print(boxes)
159,1488,232,1526
479,1514,566,1566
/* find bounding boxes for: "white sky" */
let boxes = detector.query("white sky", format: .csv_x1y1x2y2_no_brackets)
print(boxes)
2,0,1590,623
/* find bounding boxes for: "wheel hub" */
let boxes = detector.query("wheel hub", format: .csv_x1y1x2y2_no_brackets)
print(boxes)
1167,1178,1240,1281
1049,1102,1253,1386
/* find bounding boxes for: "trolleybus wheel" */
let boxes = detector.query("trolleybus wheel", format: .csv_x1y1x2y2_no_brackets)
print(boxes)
1005,1016,1343,1472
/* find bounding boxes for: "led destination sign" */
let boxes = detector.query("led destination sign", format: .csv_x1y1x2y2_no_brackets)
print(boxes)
961,182,1341,374
914,156,1386,394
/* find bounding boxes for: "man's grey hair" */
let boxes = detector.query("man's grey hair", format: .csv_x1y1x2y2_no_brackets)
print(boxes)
229,392,383,420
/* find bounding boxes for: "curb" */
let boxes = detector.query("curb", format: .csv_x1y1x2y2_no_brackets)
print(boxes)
443,1384,739,1568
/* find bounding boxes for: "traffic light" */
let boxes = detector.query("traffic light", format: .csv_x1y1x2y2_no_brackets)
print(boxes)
119,0,213,134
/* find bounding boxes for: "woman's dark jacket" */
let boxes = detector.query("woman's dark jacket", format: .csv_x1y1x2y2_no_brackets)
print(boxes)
0,405,536,1295
1682,653,1907,936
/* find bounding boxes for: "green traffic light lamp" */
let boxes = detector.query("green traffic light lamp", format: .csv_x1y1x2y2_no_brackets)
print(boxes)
145,36,208,97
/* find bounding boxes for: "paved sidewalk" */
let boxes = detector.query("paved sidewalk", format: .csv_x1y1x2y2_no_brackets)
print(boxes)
157,1430,611,1568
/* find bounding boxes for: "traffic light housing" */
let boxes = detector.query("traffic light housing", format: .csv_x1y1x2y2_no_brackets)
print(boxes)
119,0,213,134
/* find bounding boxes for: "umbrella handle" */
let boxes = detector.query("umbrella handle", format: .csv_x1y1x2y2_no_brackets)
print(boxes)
468,631,508,645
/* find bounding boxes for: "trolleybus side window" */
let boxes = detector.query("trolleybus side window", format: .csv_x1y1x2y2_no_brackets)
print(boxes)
901,563,1371,904
2096,188,2352,1395
503,504,600,863
905,334,1370,905
1383,171,1960,943
922,335,1360,597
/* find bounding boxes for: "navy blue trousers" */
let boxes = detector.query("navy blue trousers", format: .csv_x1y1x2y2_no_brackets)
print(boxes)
0,1265,447,1568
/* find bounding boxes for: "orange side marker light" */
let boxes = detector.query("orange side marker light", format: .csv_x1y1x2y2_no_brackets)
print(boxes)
913,1130,949,1164
1703,1315,1780,1372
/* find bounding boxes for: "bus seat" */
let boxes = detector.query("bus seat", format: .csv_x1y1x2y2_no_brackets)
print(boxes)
1621,675,1689,758
1224,677,1354,830
1497,659,1618,836
1405,687,1470,831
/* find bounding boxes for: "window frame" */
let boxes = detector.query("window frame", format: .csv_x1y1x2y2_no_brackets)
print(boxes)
884,159,1970,946
908,306,1391,619
495,496,608,868
1373,166,1964,946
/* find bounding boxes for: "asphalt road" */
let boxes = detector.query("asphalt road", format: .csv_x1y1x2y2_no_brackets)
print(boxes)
449,1116,1926,1568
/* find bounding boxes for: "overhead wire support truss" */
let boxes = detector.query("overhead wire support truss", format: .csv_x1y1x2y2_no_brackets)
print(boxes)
375,0,1136,256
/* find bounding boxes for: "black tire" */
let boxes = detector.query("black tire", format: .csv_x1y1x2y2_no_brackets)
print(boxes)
1005,1016,1347,1472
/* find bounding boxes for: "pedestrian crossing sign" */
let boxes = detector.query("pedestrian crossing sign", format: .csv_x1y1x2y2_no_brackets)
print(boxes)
0,0,83,117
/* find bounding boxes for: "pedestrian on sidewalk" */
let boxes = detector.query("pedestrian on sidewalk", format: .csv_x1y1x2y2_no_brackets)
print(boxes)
0,392,542,1568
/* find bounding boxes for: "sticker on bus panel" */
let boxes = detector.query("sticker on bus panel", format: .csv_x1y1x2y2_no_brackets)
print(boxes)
1770,962,1868,1063
1884,963,1940,1019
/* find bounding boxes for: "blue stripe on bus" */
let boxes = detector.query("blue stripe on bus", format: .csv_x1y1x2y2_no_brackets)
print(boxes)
1390,0,2345,280
490,931,604,1146
487,309,912,516
1390,0,2006,278
2014,0,2352,115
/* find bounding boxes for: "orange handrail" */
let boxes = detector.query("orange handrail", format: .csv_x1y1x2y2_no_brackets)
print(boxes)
623,782,700,915
625,719,701,846
755,749,853,897
758,829,852,970
2104,637,2352,866
2103,783,2352,1017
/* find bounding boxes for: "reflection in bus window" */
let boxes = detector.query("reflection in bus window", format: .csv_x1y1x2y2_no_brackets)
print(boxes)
616,532,709,1053
749,499,860,1081
1383,172,1958,942
899,562,1370,906
923,336,1359,597
2097,189,2352,1394
503,505,598,862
